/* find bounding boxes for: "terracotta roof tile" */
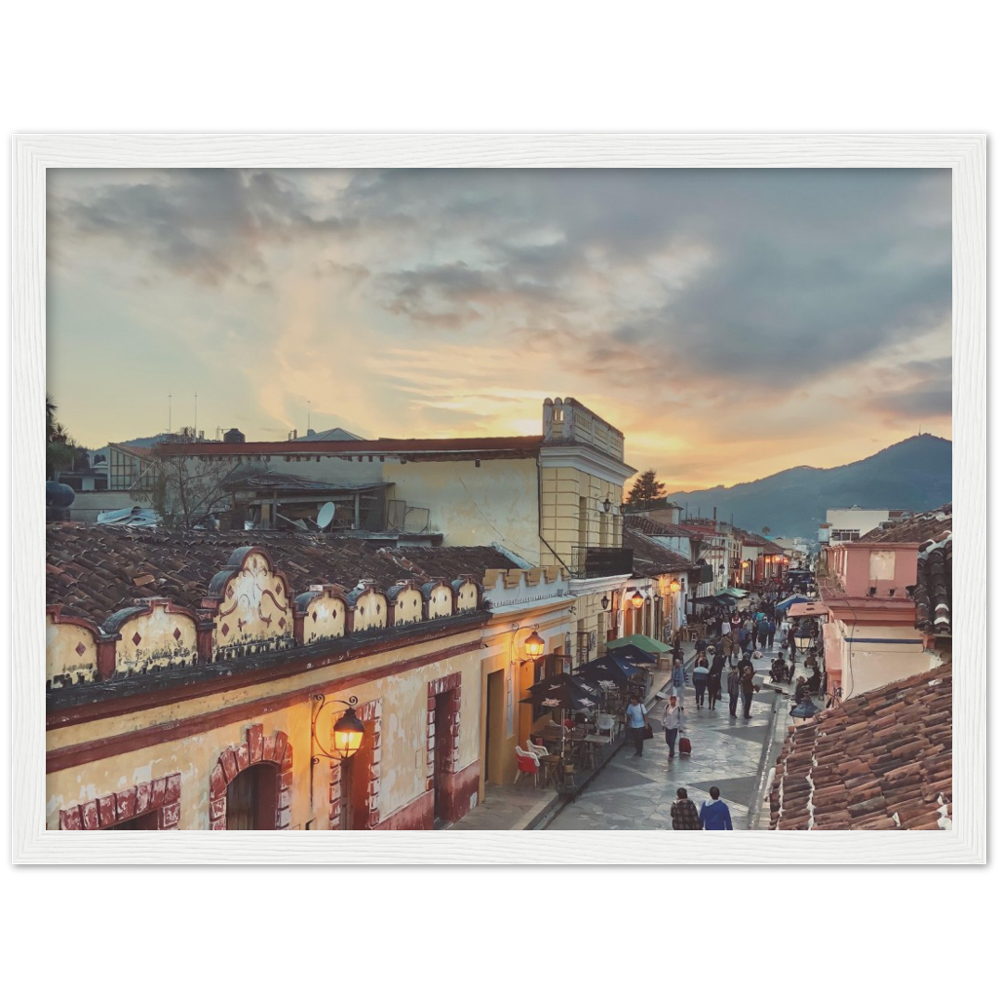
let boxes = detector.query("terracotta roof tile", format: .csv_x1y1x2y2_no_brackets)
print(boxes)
859,503,952,543
622,526,696,577
769,660,952,831
913,532,952,635
46,523,518,630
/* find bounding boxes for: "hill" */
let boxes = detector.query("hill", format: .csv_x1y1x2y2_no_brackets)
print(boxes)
667,434,952,539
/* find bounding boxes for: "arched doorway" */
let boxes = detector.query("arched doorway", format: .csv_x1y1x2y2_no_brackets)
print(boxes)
225,762,280,830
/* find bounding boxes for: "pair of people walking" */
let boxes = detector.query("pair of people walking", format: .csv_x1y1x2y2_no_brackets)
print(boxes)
670,786,734,830
727,661,756,719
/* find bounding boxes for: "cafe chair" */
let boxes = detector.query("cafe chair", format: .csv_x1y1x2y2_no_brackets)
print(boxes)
597,713,618,739
514,746,540,786
525,738,549,759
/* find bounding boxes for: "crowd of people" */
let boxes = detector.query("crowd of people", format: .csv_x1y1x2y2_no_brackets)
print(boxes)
628,577,826,830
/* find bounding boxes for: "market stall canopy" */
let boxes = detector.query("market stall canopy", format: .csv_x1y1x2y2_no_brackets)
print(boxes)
719,587,749,598
607,634,671,655
776,594,811,611
786,601,831,619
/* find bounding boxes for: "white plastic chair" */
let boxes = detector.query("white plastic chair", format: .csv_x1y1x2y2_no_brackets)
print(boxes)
525,739,549,759
597,713,618,739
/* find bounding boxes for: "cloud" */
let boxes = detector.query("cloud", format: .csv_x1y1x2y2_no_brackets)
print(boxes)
863,357,953,420
48,168,353,285
46,167,953,486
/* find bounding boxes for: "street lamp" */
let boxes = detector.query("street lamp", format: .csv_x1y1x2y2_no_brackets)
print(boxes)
603,496,613,514
600,594,610,611
311,694,366,763
793,631,814,652
630,590,645,610
669,580,681,594
523,629,545,659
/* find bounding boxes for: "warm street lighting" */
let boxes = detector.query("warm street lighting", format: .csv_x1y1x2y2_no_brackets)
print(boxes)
332,708,366,758
523,629,546,659
630,590,645,609
311,694,366,762
669,580,681,593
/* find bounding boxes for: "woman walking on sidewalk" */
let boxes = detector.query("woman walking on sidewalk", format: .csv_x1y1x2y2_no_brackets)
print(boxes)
670,788,701,830
661,695,683,758
692,654,710,708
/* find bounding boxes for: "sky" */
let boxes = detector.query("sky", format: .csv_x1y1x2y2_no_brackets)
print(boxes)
46,168,952,491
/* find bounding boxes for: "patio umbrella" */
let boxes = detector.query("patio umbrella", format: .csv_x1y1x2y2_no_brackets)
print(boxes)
521,672,602,712
607,634,671,655
776,594,810,612
607,643,657,666
790,700,820,719
578,654,638,687
521,672,602,757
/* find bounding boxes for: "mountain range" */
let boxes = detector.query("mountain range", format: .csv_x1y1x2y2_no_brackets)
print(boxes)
667,434,952,539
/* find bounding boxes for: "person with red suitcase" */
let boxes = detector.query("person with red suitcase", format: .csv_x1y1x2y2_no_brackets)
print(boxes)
661,695,682,758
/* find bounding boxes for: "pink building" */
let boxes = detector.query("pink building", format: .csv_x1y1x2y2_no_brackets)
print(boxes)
819,505,951,701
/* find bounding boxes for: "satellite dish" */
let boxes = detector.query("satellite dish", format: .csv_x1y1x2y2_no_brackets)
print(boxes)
316,502,335,530
46,481,76,508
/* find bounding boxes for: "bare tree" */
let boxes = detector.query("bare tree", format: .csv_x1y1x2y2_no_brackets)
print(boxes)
131,448,247,528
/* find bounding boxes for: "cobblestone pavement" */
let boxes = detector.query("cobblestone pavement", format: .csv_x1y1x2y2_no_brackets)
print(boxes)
547,661,778,831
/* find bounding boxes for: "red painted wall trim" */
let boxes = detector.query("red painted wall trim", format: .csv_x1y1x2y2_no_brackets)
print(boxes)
47,639,483,774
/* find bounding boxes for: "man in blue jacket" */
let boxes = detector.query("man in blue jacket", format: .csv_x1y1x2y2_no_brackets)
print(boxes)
699,786,734,830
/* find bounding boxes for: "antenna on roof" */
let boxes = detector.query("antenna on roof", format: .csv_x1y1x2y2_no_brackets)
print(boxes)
307,399,311,433
194,391,198,437
168,394,172,433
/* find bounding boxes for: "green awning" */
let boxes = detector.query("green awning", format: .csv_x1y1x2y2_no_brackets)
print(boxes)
607,634,671,654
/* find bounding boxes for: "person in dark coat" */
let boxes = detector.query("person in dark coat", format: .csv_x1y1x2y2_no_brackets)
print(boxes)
727,664,741,717
707,654,725,710
740,663,756,719
670,788,701,830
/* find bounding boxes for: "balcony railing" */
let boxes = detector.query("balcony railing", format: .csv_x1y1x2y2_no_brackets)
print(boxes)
571,546,634,578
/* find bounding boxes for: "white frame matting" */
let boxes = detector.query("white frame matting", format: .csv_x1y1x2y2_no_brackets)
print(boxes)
12,133,986,864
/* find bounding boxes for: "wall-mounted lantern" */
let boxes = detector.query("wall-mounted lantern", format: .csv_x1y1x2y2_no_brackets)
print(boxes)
311,694,366,763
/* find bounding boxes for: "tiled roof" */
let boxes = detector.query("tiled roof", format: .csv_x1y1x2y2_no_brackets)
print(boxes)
623,526,696,577
859,503,952,543
769,661,952,830
157,435,544,458
623,514,695,537
46,523,518,628
914,534,952,635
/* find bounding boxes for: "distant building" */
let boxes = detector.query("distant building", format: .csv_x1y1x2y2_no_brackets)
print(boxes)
823,506,912,544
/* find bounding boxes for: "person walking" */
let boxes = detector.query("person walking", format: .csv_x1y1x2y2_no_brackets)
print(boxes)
741,663,756,719
751,619,759,650
692,654,710,709
766,617,776,650
699,787,734,830
671,656,688,709
661,695,682,758
707,653,725,710
624,694,649,758
721,631,734,665
670,788,701,829
727,663,741,717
